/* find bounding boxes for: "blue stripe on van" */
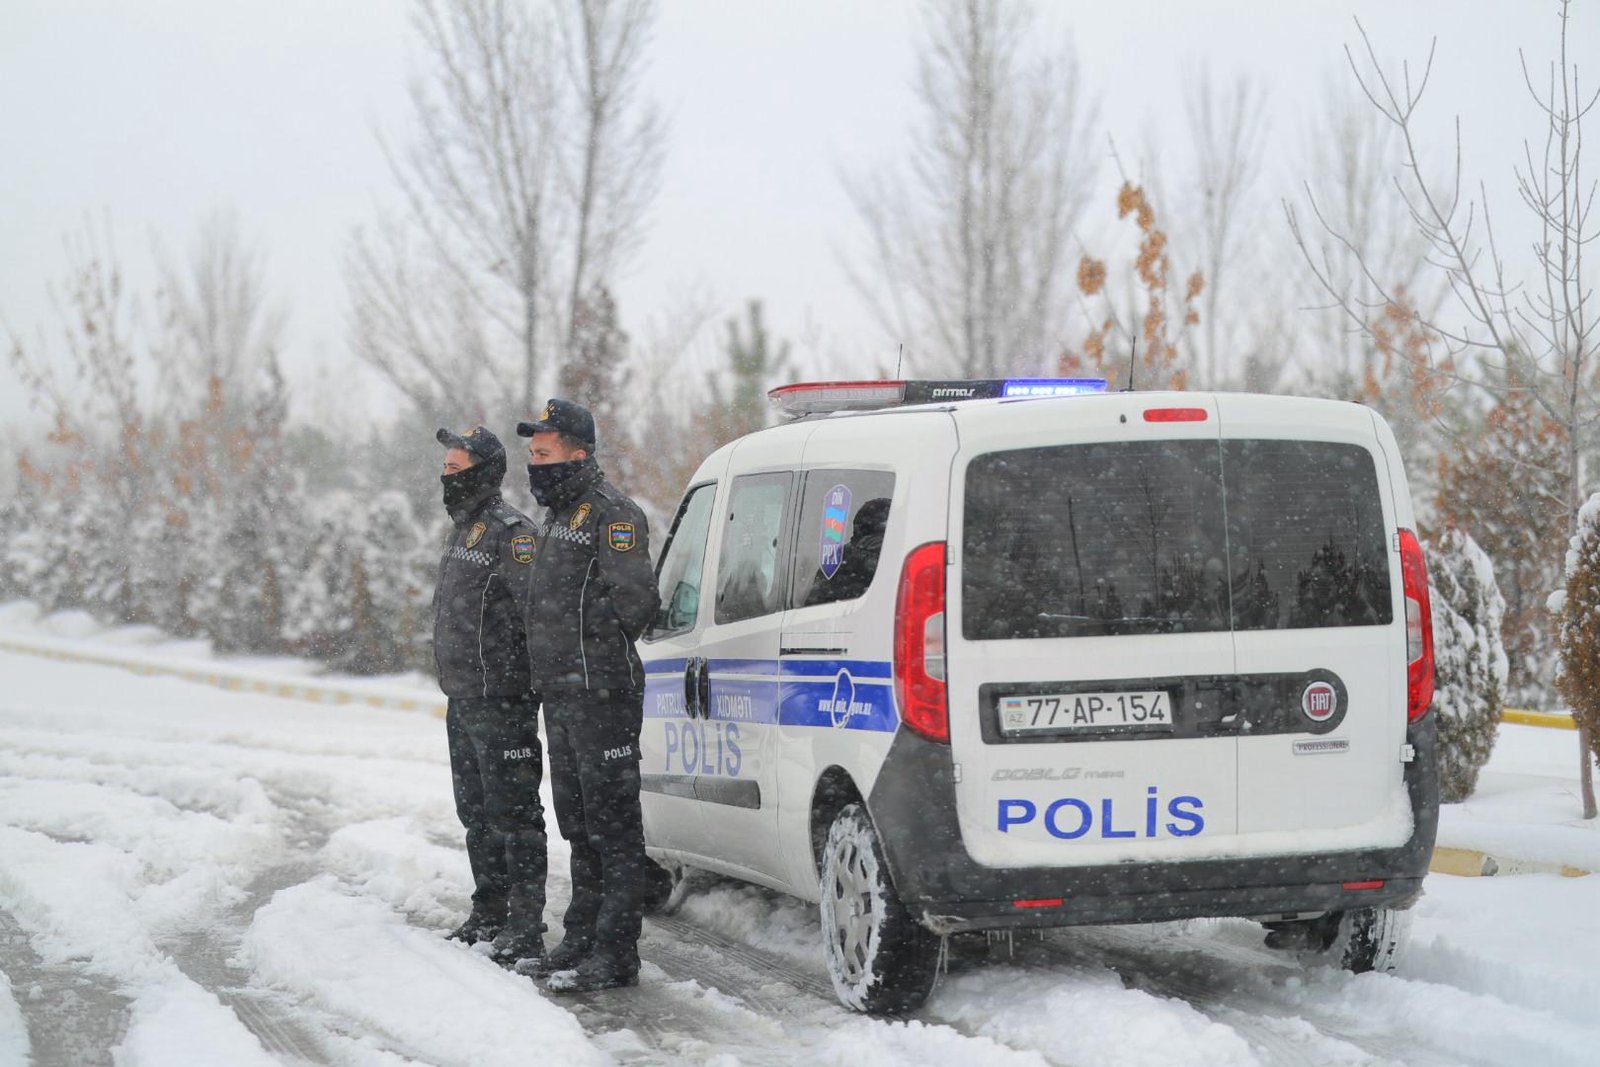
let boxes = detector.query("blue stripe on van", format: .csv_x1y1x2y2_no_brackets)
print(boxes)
640,657,899,732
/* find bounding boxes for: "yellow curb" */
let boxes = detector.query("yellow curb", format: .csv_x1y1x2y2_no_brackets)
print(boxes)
0,636,447,719
1430,845,1590,878
1501,708,1577,730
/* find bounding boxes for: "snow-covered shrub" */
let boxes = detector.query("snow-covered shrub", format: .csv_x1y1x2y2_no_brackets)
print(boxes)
1554,493,1600,774
1426,529,1508,802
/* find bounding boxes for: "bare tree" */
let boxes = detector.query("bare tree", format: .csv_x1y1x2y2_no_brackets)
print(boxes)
155,210,286,424
346,0,663,421
1287,4,1599,816
841,0,1096,377
1291,74,1442,392
1181,70,1269,389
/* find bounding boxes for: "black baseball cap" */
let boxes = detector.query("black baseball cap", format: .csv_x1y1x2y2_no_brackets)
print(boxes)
435,425,506,462
516,398,597,449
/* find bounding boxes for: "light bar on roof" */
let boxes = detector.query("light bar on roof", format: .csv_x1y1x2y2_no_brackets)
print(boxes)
768,380,908,416
769,377,1109,417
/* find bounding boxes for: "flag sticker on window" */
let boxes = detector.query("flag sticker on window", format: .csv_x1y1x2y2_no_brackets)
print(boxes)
819,484,852,579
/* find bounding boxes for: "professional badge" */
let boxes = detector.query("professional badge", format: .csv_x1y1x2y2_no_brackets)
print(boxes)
466,522,487,549
569,502,592,531
541,402,554,421
511,534,536,563
607,522,637,552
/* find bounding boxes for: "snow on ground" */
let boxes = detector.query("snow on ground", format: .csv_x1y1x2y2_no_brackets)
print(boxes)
1,603,1599,1065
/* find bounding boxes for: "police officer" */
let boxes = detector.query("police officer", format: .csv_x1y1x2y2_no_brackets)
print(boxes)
512,399,660,993
433,425,548,968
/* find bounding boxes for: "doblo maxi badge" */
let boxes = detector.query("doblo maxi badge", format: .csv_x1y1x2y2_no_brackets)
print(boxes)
511,534,535,563
607,523,636,552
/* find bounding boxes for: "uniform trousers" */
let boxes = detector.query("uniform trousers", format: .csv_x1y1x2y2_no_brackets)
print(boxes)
446,693,547,932
543,687,648,961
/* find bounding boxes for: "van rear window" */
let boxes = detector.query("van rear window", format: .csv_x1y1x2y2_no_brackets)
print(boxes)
962,440,1392,640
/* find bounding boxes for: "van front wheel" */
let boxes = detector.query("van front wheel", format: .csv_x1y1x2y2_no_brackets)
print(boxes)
819,803,939,1014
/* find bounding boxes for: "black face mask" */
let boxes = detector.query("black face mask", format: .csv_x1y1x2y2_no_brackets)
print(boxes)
441,460,500,514
526,459,587,508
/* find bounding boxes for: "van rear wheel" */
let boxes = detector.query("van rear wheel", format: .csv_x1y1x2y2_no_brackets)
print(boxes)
819,803,939,1014
1265,906,1410,973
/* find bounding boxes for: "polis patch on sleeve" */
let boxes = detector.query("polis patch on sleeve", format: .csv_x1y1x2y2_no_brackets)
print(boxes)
510,534,536,563
607,522,637,552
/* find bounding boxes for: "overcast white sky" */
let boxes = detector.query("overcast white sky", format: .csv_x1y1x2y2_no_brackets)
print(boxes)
0,1,1583,432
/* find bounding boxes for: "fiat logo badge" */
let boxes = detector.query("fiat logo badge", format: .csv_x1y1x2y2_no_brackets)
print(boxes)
1301,680,1338,722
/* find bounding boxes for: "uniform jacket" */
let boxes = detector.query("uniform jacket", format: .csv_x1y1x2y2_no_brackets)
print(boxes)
516,462,659,691
432,489,539,698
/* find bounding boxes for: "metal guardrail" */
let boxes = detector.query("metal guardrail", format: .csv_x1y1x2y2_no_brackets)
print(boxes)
0,634,446,717
1501,707,1577,730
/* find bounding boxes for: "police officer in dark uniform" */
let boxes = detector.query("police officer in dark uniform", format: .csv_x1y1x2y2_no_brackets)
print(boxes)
511,399,661,992
433,425,548,968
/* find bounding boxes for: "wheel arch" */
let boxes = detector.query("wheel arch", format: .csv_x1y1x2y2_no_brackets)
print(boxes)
810,765,865,878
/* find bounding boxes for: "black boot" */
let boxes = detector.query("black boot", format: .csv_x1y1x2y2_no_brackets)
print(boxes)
639,861,676,916
447,900,506,945
545,947,639,993
490,925,546,968
530,933,593,978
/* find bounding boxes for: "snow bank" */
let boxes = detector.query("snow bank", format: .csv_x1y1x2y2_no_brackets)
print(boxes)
320,817,476,930
936,966,1260,1067
241,878,605,1067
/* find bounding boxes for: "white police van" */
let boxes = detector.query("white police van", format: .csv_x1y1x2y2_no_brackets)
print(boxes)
638,379,1439,1014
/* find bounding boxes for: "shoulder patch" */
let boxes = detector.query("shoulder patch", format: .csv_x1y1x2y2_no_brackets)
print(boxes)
491,503,524,527
465,521,487,549
569,502,592,531
607,522,637,552
510,534,535,563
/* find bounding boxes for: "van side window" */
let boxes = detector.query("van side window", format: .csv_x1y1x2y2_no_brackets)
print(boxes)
648,483,718,639
790,471,896,609
715,473,793,625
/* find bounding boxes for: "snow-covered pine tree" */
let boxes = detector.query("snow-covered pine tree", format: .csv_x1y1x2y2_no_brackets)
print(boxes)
1554,493,1600,805
1426,528,1509,802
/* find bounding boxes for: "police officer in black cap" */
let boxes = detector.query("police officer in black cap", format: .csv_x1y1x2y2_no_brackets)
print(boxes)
433,425,549,968
511,399,661,992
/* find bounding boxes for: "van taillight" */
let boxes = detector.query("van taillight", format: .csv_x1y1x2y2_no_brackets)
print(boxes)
895,541,949,743
1398,529,1435,722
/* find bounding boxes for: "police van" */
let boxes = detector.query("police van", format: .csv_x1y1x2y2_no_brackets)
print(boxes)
638,379,1439,1014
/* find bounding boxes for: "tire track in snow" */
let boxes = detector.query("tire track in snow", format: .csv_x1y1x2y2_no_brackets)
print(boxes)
1029,923,1484,1067
0,906,130,1067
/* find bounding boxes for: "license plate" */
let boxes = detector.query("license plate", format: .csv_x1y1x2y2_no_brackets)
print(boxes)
998,691,1173,735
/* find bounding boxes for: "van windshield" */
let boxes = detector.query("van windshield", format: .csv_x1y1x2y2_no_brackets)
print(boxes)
962,440,1392,640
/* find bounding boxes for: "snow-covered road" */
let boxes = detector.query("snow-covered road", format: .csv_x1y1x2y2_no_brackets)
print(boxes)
2,646,1597,1067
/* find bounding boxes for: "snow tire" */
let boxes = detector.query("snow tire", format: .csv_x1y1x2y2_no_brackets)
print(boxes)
819,803,939,1014
1270,906,1411,974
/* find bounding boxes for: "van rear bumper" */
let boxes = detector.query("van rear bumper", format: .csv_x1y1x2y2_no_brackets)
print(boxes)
868,718,1440,934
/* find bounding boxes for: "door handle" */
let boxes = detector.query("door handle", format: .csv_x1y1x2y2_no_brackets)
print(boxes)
683,658,699,718
696,658,711,719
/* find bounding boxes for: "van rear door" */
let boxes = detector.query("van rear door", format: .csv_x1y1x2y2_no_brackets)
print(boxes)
1215,395,1412,850
945,393,1240,868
